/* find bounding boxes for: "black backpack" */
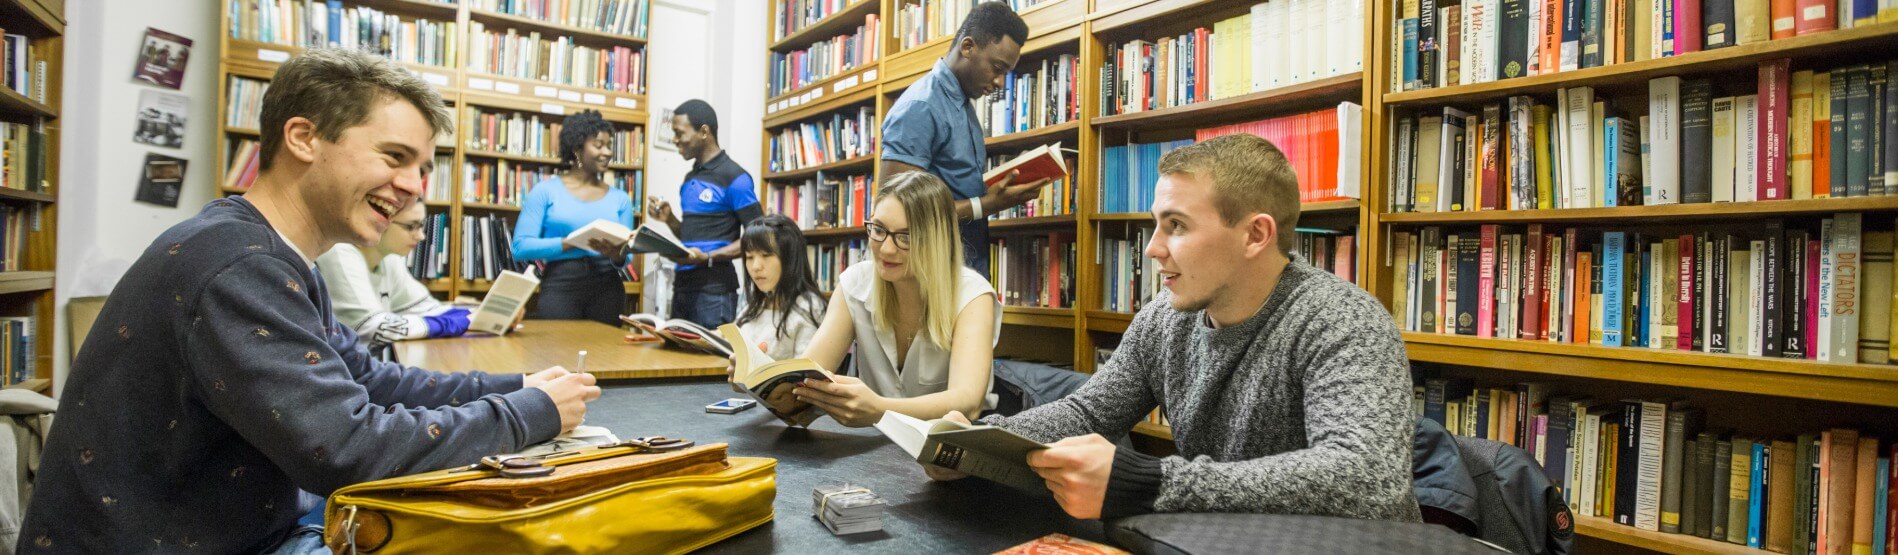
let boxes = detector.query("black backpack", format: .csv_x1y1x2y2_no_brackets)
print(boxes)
1414,419,1575,555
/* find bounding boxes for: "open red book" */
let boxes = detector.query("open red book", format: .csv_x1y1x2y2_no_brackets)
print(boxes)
983,142,1072,187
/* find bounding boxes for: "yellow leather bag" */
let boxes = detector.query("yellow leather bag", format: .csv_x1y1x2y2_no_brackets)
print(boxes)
322,437,776,554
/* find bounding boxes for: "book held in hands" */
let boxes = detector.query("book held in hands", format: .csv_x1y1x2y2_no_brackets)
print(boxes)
562,219,691,259
718,324,834,427
983,142,1073,188
469,266,538,336
873,411,1048,494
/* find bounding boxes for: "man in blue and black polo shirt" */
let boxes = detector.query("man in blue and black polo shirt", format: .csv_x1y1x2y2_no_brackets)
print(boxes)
880,1,1051,272
647,99,762,329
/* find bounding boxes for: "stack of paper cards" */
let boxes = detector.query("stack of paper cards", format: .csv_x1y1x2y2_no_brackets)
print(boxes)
811,483,886,535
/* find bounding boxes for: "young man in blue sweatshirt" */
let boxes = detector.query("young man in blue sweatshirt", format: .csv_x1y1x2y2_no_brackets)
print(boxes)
19,48,600,553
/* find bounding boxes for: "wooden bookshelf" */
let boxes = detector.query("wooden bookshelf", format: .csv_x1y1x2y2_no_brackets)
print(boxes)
1093,72,1364,128
988,213,1078,231
1382,195,1898,225
1572,515,1756,555
0,0,61,395
983,119,1081,151
762,154,878,181
216,0,653,304
771,0,880,52
1001,306,1074,328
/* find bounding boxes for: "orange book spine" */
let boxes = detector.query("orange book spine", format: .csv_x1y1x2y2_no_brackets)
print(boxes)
1575,250,1593,344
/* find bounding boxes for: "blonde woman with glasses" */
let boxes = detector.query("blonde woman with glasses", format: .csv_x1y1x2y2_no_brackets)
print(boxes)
791,171,1002,428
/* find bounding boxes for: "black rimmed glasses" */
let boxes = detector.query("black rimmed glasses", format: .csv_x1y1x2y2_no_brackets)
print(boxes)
865,222,911,250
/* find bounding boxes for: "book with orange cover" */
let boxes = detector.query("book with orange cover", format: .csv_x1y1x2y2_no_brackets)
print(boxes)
983,142,1072,188
992,533,1129,555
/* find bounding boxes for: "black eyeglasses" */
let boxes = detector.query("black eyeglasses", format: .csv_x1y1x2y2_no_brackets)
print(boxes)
390,220,427,235
865,222,911,250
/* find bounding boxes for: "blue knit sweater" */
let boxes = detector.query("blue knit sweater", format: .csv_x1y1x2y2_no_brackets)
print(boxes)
19,197,561,553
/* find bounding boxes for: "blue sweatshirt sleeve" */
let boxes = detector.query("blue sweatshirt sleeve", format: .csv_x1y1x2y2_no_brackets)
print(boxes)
511,183,567,261
328,319,523,408
619,191,637,264
183,254,561,494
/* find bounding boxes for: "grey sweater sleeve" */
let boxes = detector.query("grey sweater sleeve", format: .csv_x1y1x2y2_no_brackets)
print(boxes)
184,255,561,494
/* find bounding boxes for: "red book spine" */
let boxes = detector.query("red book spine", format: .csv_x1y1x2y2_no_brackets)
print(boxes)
1675,0,1704,53
1524,225,1546,339
1886,443,1896,555
1678,233,1696,350
1543,233,1560,340
1793,0,1838,35
1771,0,1798,38
1480,225,1499,338
1760,59,1791,201
1480,107,1503,210
1565,228,1583,343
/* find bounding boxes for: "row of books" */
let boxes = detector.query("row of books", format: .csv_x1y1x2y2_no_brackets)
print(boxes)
0,316,36,388
406,212,452,280
1100,104,1364,213
425,154,455,203
1389,60,1898,213
467,24,646,94
973,54,1081,138
987,234,1076,310
461,160,554,207
226,77,270,130
1294,231,1359,283
0,122,46,194
764,171,873,230
1098,0,1364,116
768,14,879,98
772,0,855,43
223,140,262,191
227,1,457,68
0,206,30,273
1392,0,1894,92
1392,214,1898,365
1415,378,1896,552
809,239,868,293
1,32,42,103
468,0,650,38
462,107,643,166
984,147,1076,218
1098,227,1362,312
766,106,876,174
893,0,971,52
460,213,528,281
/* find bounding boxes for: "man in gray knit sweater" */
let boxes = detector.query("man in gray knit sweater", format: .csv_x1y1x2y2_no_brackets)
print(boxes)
935,134,1420,523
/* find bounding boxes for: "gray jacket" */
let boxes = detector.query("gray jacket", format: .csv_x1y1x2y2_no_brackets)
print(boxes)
0,390,54,554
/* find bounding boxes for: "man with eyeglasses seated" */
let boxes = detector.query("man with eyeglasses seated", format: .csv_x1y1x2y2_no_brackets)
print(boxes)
316,200,470,355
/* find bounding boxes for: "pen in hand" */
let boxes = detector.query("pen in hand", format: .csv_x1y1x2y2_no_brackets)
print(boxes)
577,350,588,375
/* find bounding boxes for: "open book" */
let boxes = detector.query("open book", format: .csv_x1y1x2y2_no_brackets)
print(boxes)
469,266,538,336
621,314,731,357
719,324,834,427
874,411,1048,494
563,220,691,259
982,142,1072,187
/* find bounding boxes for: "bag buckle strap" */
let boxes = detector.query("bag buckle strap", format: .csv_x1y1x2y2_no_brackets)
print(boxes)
612,436,696,452
340,505,361,555
476,436,696,478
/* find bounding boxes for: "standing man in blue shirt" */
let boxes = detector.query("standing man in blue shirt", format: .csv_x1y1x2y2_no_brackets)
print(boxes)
880,2,1051,272
647,99,764,329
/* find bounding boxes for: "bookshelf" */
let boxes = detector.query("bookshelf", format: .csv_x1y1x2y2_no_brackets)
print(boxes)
1367,0,1898,549
215,0,653,308
0,0,60,395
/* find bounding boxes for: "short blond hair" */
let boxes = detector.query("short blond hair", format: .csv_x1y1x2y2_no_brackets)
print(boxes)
259,48,453,171
1156,133,1302,252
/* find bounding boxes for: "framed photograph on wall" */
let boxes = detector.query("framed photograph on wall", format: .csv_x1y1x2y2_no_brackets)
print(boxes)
134,28,193,89
136,153,187,208
652,105,677,152
133,89,188,149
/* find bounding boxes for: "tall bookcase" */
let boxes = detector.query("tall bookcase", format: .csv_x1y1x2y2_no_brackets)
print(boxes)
215,0,653,307
0,0,60,395
759,0,1376,440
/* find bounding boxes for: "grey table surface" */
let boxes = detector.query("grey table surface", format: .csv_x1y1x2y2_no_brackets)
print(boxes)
586,378,1107,554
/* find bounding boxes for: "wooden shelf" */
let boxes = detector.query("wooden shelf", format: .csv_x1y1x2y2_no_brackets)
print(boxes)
467,7,649,46
881,35,953,85
763,85,878,129
1132,420,1173,441
1302,199,1363,216
1085,310,1134,333
224,126,259,136
1094,73,1362,128
804,226,867,239
0,85,54,120
767,63,881,108
1572,515,1756,555
624,281,642,295
460,76,646,120
6,378,49,395
360,0,459,18
425,278,453,293
1384,22,1898,108
1090,212,1151,222
460,202,522,213
983,120,1082,151
769,0,878,52
989,214,1078,231
222,39,459,94
1001,306,1076,328
0,188,54,204
763,155,877,181
1402,332,1898,408
0,272,54,295
1380,196,1898,225
463,149,563,166
0,0,61,37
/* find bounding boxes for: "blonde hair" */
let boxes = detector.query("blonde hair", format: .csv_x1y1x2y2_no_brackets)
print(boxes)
873,172,965,351
1157,133,1302,252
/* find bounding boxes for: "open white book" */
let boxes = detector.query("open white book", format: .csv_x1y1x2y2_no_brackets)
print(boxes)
981,142,1073,187
469,266,538,336
562,220,691,259
719,324,834,427
623,314,731,357
874,411,1048,494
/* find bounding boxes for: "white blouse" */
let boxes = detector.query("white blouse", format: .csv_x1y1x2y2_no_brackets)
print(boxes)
837,260,1001,404
736,292,825,362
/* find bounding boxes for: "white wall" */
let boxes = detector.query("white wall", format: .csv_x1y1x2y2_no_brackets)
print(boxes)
54,0,222,394
50,1,767,395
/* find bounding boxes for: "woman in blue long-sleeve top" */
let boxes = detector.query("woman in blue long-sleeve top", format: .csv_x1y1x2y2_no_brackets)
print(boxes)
511,110,633,324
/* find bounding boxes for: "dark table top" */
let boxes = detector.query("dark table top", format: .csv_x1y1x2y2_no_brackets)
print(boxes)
587,379,1107,554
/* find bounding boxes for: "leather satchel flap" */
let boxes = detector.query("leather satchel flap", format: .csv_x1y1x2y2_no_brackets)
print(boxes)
387,443,732,510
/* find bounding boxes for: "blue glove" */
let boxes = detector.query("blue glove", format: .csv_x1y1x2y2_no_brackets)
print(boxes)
424,308,472,338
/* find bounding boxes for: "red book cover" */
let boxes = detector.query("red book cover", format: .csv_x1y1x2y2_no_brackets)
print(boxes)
983,144,1071,187
1815,72,1832,198
1807,237,1821,358
1760,59,1791,201
1678,233,1696,350
1195,27,1210,103
1793,0,1837,35
1574,249,1593,344
1542,0,1563,74
1318,109,1342,200
1676,0,1704,54
1771,0,1797,38
1565,228,1582,342
1481,105,1504,210
1524,225,1546,339
1480,225,1499,338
